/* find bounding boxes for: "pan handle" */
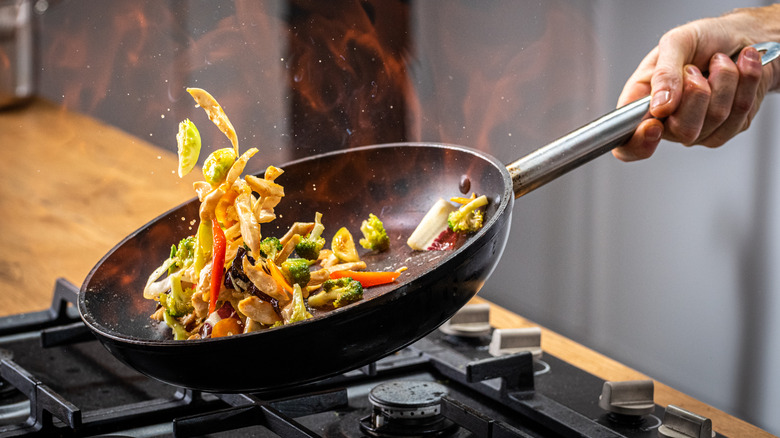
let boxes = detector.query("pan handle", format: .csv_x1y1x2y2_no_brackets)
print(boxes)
506,41,780,198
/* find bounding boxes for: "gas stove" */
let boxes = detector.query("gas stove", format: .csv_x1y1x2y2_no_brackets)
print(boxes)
0,279,720,437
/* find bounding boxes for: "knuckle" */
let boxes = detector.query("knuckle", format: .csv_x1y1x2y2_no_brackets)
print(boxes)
707,106,730,125
684,77,711,98
667,122,701,146
732,97,754,114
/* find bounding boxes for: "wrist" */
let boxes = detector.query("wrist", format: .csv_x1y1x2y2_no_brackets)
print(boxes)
722,4,780,92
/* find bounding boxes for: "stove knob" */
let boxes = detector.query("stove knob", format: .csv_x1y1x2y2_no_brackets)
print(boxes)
598,379,655,417
488,327,542,359
439,303,491,337
657,404,715,438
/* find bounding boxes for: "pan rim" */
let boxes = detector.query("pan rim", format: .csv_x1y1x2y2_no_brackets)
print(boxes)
78,141,513,347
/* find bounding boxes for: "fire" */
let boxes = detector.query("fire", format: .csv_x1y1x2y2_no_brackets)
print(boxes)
36,1,595,165
285,0,415,156
408,3,598,156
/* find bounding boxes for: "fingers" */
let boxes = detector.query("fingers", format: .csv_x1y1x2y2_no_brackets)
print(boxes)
699,46,763,146
612,118,664,162
647,30,698,118
616,46,765,160
696,53,738,140
664,64,711,145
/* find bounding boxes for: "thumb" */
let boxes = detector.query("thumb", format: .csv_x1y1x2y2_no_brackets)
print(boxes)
649,33,696,118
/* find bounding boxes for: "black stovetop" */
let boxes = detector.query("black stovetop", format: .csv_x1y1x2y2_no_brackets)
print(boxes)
0,279,722,437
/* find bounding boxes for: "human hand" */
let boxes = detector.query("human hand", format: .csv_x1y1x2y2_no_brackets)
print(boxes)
612,5,780,161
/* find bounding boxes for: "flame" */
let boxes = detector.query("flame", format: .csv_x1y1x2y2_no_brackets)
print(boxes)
37,1,595,165
408,3,598,156
284,0,415,157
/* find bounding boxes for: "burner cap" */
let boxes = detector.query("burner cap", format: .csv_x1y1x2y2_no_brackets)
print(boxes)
368,381,447,418
361,380,458,437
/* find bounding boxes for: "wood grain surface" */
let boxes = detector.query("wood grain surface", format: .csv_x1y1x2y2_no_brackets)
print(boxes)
0,98,772,437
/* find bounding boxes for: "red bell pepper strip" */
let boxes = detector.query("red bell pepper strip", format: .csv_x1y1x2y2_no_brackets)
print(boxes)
329,270,401,288
209,217,226,314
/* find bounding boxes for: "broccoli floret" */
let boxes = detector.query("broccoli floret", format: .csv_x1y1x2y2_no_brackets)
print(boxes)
286,283,312,324
295,237,325,261
258,236,283,259
163,274,194,317
359,213,390,252
169,236,196,274
308,277,363,309
281,258,311,286
164,292,193,317
296,212,326,260
447,195,489,234
175,236,196,260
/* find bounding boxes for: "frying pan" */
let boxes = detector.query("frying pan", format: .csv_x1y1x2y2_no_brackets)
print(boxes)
79,42,780,393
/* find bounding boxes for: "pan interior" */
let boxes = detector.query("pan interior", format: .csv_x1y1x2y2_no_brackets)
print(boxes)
79,143,512,345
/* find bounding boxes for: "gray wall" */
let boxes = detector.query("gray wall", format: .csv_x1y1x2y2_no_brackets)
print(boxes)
413,1,779,433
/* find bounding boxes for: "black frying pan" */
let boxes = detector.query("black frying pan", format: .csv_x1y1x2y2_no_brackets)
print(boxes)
79,143,514,393
79,42,780,393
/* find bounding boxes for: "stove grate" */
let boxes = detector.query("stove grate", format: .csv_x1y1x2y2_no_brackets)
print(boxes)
173,390,348,437
0,279,726,438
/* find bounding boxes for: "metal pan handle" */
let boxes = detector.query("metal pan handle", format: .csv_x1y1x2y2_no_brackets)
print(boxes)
507,41,780,198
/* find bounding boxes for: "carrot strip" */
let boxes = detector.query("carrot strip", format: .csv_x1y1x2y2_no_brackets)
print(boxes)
267,259,294,295
329,270,401,288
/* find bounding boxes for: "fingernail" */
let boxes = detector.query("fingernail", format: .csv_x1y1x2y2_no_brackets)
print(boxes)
745,47,760,62
651,90,671,110
645,124,663,143
714,53,731,63
685,65,700,76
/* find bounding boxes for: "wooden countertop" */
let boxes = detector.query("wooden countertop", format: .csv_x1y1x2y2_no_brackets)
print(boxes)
0,99,771,437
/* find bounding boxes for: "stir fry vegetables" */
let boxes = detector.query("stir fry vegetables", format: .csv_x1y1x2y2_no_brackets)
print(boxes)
359,214,390,252
447,195,488,234
407,194,489,251
308,277,364,309
144,88,403,340
176,119,201,178
208,217,226,314
329,270,401,288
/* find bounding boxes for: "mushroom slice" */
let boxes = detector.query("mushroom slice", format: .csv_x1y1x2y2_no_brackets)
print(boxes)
226,148,258,189
234,192,261,256
280,222,315,246
246,175,285,198
275,234,301,265
238,296,281,326
307,261,368,291
186,87,239,155
242,257,288,303
254,196,282,224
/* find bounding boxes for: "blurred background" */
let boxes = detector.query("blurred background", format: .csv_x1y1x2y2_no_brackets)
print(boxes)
11,0,780,434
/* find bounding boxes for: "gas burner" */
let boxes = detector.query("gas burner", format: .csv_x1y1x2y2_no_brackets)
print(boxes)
0,282,731,438
360,380,458,437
